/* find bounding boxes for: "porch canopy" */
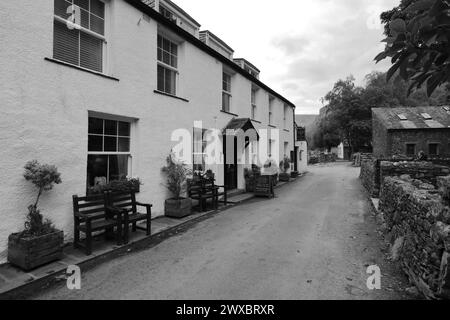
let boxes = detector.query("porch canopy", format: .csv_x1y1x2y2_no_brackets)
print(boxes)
222,118,260,141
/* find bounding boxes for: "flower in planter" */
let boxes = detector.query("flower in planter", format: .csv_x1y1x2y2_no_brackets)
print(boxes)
89,177,141,195
20,160,62,239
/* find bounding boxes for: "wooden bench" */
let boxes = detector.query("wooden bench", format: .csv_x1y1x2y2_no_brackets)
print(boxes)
73,193,123,256
188,178,227,212
106,192,152,244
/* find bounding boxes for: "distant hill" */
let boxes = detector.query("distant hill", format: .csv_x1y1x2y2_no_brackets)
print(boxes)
295,114,319,149
295,114,318,130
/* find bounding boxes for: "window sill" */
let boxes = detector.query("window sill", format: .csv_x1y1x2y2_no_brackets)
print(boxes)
284,129,290,132
154,90,189,102
251,119,262,124
44,58,119,81
268,125,277,128
220,110,239,117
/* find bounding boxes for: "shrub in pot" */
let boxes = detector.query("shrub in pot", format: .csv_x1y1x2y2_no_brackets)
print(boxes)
279,156,291,182
8,161,63,271
162,153,192,218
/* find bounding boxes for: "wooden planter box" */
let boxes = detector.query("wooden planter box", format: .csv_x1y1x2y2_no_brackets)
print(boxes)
165,198,192,219
8,230,64,271
279,173,291,182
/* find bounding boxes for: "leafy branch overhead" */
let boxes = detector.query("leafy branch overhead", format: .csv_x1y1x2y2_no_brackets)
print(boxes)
375,0,450,96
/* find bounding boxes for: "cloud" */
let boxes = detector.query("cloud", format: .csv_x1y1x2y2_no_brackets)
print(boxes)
181,0,398,113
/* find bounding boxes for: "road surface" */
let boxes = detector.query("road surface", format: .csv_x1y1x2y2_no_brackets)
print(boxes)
35,162,413,300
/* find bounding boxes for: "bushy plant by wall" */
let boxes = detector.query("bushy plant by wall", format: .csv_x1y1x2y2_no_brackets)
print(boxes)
279,157,291,173
20,160,62,238
161,152,192,200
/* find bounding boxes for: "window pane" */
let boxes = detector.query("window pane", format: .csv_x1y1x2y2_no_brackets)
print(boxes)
222,93,230,112
157,48,162,61
80,8,89,29
53,20,80,66
157,65,165,91
165,68,176,95
171,42,178,56
74,0,89,10
163,38,170,52
88,134,103,152
90,14,105,35
429,144,438,155
90,0,105,18
80,31,103,72
118,122,130,137
88,117,103,134
54,0,72,19
104,120,117,135
104,136,117,152
109,155,128,181
87,155,108,187
162,51,171,65
406,144,415,156
118,137,130,152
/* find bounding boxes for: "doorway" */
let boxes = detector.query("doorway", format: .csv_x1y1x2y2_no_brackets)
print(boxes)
223,135,238,190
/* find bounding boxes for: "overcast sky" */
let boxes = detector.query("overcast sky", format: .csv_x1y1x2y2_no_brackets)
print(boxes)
180,0,398,114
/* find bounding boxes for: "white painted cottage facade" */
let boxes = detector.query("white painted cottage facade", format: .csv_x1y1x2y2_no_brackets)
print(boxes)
0,0,296,260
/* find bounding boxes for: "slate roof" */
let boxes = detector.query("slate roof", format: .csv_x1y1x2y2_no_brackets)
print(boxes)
372,106,450,130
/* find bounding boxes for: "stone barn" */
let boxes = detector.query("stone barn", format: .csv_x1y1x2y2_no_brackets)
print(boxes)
372,106,450,159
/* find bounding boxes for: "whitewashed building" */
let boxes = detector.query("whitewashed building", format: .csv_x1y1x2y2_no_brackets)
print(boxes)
0,0,296,259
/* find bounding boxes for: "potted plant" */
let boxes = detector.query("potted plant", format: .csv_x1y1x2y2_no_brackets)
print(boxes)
8,161,63,271
244,165,261,192
279,156,291,182
162,153,192,218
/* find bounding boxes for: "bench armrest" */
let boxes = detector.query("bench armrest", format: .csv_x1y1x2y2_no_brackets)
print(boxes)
135,202,152,208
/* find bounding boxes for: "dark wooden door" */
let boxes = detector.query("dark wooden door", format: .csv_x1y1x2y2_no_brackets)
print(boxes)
293,147,299,171
223,135,238,190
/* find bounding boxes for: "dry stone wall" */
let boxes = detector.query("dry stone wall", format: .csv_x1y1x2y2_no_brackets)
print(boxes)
379,176,450,299
360,160,450,198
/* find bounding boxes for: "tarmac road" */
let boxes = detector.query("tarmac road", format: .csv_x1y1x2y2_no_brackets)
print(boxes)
35,162,413,300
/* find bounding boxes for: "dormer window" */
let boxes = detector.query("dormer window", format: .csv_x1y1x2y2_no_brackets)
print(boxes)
397,114,407,121
159,5,177,23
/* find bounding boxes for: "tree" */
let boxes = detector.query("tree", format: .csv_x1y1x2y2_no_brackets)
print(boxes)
21,160,62,238
375,0,450,96
317,76,372,153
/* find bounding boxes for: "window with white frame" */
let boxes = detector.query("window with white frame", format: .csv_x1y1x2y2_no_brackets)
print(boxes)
87,117,132,189
269,97,274,125
53,0,106,73
193,127,207,172
251,88,257,120
157,34,178,95
222,72,232,112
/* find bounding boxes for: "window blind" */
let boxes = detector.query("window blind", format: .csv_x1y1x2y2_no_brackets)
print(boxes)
53,0,104,72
